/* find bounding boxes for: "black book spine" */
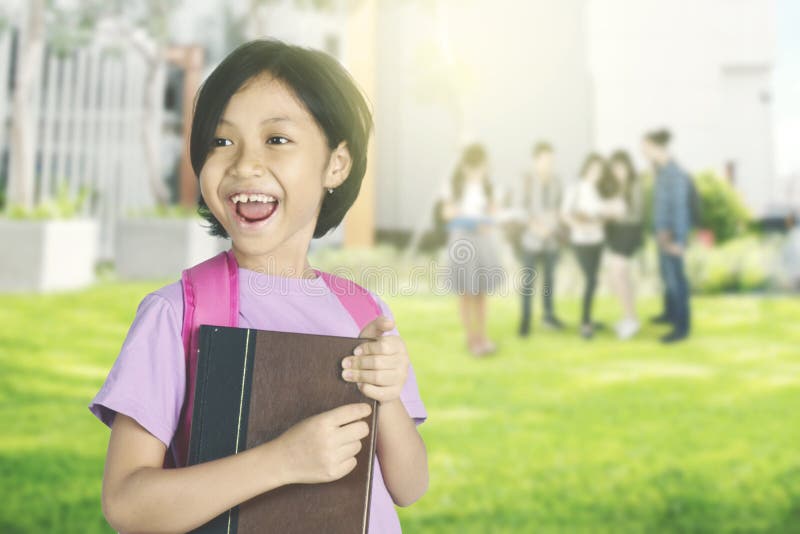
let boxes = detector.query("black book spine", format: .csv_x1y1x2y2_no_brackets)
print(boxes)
188,326,256,534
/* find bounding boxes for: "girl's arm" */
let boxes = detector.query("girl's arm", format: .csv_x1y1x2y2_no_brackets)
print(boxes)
343,316,429,507
103,404,372,533
560,185,579,225
578,186,609,222
103,415,287,533
441,199,460,221
601,196,627,220
375,400,428,507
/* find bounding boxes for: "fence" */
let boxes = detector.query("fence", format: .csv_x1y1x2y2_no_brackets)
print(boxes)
1,7,165,259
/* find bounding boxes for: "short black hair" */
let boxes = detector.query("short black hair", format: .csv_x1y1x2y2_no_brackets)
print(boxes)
644,128,672,147
532,141,554,158
190,39,373,239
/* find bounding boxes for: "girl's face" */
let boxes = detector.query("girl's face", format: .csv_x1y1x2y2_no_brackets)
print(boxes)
584,161,602,184
611,160,629,183
463,162,487,183
199,74,351,268
533,152,554,177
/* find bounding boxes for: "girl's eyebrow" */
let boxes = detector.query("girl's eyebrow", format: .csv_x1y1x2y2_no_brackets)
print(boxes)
218,116,292,126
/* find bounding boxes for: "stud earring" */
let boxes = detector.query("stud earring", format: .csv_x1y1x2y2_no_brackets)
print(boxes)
327,188,334,194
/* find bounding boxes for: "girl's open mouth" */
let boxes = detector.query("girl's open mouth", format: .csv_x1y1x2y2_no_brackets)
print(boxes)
230,193,279,224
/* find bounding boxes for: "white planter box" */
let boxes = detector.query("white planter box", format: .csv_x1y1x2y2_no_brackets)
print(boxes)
0,218,99,292
115,218,229,280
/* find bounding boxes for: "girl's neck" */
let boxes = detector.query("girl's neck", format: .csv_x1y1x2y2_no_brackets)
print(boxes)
231,243,316,279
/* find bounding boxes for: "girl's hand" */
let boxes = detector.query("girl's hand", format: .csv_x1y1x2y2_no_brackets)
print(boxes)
665,242,684,256
343,316,409,405
273,403,372,484
441,201,460,221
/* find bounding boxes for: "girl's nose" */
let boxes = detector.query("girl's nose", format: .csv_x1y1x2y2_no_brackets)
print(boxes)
232,145,266,178
234,160,265,178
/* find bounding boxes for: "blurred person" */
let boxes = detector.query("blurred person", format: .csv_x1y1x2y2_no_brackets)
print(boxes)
783,211,800,290
441,143,504,356
561,154,625,339
642,129,692,343
517,141,566,337
602,150,645,339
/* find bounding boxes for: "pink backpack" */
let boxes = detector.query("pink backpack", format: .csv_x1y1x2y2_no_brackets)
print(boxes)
166,249,381,467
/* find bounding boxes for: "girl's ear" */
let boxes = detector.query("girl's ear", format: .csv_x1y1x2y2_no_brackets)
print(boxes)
323,141,353,190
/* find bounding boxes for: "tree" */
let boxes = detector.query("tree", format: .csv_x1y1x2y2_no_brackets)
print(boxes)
123,1,181,207
4,0,180,213
7,0,45,211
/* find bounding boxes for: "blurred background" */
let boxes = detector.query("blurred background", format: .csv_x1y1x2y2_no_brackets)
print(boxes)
1,0,799,532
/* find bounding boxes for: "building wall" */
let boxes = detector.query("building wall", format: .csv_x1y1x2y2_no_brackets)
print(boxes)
374,0,594,232
587,0,777,215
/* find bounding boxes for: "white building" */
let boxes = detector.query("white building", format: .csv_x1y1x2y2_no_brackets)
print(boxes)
373,0,779,237
586,0,777,216
374,0,595,235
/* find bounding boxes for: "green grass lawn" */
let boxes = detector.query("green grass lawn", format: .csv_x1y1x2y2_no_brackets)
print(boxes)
1,282,799,533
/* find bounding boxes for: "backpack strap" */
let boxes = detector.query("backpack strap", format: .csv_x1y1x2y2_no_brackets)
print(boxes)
180,249,239,356
169,249,239,468
315,270,383,332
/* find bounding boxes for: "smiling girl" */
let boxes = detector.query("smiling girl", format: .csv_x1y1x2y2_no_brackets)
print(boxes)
89,40,428,533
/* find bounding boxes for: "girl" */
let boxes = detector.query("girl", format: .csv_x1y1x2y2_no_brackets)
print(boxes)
561,154,625,339
603,150,644,339
440,143,503,356
89,40,428,533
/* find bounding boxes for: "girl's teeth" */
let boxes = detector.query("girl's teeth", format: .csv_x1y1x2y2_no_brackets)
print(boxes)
232,193,276,204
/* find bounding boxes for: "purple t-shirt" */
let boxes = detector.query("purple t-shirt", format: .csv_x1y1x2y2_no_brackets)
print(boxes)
89,267,427,534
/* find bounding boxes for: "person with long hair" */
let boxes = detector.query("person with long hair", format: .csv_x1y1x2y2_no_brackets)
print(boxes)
561,154,625,339
603,150,645,339
441,143,504,356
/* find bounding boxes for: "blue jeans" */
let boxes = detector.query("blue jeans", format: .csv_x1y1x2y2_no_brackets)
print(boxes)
519,249,558,333
657,250,673,319
660,250,691,334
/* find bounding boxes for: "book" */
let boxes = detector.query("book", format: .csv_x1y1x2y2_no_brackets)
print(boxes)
187,325,378,534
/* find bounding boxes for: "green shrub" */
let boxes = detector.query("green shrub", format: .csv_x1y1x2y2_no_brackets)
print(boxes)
739,251,770,291
639,170,750,245
694,171,750,243
690,246,738,293
4,182,91,220
687,234,780,294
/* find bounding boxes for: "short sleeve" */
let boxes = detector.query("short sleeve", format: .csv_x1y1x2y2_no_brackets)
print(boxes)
88,284,186,448
370,292,428,425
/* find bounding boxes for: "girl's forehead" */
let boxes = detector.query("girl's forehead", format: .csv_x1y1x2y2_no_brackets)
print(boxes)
221,74,311,124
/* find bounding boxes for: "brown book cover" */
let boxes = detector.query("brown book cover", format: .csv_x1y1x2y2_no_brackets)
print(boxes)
187,325,378,534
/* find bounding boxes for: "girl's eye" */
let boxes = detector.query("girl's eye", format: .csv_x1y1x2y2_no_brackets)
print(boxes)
212,138,232,147
267,136,290,145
